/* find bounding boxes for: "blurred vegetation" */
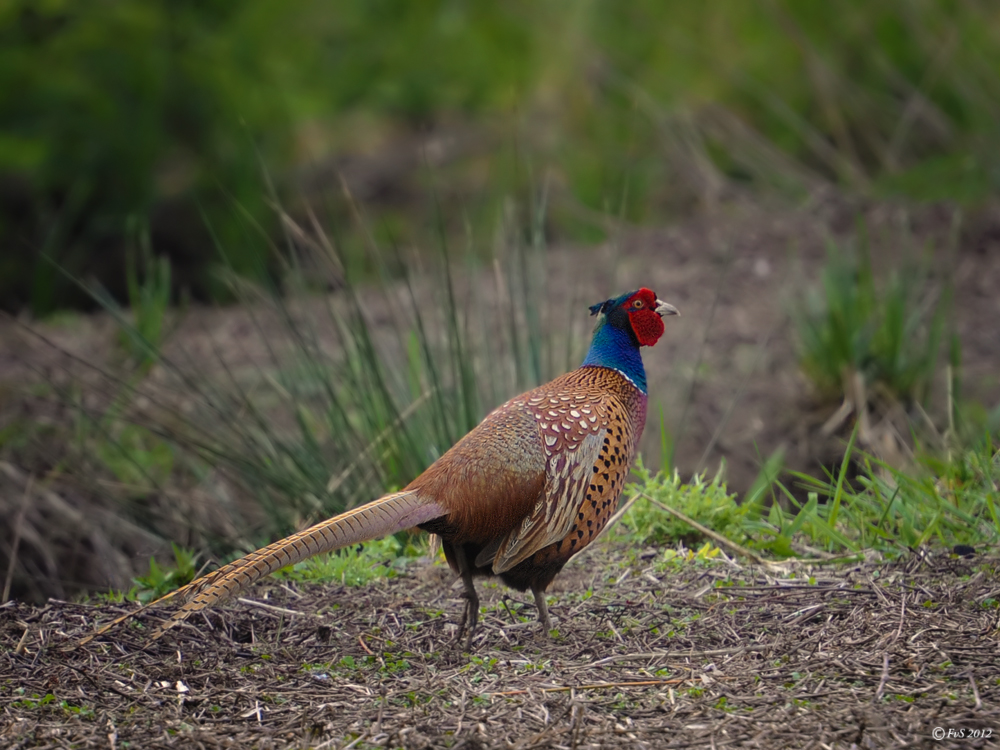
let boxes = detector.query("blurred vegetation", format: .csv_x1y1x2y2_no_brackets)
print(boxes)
796,234,949,404
3,0,1000,314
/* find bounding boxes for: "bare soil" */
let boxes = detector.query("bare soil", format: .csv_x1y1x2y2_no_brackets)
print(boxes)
3,541,999,749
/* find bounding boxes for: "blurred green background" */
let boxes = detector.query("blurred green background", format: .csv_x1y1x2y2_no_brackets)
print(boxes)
3,0,999,314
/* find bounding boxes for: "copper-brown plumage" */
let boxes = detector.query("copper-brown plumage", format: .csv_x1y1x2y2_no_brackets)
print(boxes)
79,288,678,647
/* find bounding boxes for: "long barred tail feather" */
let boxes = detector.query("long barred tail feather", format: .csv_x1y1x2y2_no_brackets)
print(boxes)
76,491,444,646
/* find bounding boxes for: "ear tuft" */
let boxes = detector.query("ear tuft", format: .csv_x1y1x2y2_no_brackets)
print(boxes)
589,300,608,316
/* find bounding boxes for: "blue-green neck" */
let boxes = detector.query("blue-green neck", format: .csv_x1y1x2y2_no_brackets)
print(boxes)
581,322,647,393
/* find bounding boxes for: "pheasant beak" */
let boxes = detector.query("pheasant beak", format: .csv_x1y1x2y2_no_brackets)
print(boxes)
655,299,680,317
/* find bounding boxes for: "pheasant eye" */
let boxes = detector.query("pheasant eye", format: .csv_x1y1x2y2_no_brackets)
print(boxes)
632,299,644,308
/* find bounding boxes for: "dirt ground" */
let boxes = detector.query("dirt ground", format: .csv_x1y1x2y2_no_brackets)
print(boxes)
3,539,999,749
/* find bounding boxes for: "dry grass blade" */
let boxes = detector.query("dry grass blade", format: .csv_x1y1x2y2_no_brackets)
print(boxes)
235,598,311,618
326,389,435,495
489,678,696,696
2,475,33,604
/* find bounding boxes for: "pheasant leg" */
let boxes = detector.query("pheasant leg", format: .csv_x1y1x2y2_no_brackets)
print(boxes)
532,584,553,635
455,567,479,650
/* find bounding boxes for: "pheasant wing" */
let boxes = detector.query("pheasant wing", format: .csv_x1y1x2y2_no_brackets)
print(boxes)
489,394,608,573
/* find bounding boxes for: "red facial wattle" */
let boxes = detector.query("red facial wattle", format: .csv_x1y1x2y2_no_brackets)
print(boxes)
629,309,665,347
626,288,666,347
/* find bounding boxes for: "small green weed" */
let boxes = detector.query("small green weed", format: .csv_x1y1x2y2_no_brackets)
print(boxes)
132,544,198,603
11,692,95,719
93,589,129,605
621,458,746,546
12,692,56,710
331,652,413,678
275,536,413,587
58,701,96,719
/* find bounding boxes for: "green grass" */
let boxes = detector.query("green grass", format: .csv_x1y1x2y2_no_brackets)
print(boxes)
275,535,423,588
620,458,744,547
121,226,172,368
131,543,197,604
784,443,1000,554
626,434,1000,559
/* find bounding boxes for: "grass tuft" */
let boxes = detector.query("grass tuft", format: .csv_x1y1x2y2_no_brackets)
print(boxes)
625,437,1000,559
795,235,947,405
73,193,570,580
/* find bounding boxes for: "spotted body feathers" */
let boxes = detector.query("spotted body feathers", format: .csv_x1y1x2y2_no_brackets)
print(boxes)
416,366,646,595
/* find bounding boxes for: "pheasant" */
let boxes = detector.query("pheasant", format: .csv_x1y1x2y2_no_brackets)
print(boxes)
82,287,678,646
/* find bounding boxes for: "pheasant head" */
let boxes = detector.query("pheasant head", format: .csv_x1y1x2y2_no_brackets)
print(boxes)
582,288,679,393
